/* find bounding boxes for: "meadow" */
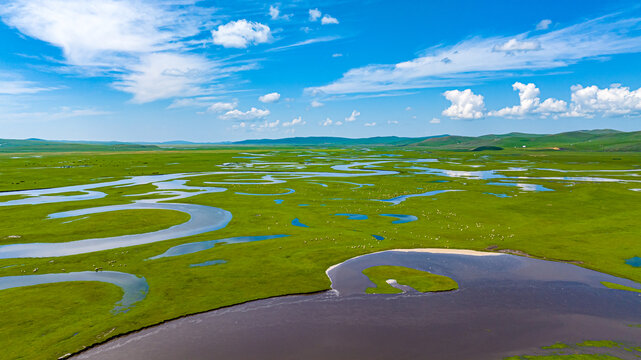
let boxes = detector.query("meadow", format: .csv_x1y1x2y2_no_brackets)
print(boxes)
0,147,639,359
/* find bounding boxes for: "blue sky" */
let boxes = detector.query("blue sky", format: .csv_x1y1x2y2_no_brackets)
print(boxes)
1,0,641,142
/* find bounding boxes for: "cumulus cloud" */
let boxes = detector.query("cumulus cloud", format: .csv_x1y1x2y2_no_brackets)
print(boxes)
219,107,270,120
430,117,441,124
207,101,237,112
282,116,305,127
212,20,271,48
493,38,541,52
311,100,324,107
309,8,321,21
306,14,641,96
489,82,567,117
321,14,339,25
442,89,485,119
475,82,641,119
364,122,376,127
536,19,552,30
345,110,360,122
259,92,281,103
566,84,641,117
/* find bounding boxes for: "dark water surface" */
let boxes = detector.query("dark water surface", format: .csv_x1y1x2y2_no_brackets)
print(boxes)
75,250,641,360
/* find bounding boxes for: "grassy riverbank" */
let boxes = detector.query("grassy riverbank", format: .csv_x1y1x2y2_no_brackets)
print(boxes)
0,148,640,359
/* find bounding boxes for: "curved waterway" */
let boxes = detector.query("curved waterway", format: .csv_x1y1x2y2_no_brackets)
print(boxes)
0,271,148,314
75,249,641,360
0,202,232,259
0,160,397,259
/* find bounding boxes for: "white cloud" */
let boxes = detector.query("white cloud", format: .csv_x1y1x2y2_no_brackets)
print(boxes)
536,19,552,30
489,82,567,117
493,38,541,52
0,1,253,103
430,117,441,124
405,106,412,111
309,8,321,21
345,110,360,122
0,79,58,95
311,100,324,108
282,116,305,127
0,106,109,123
478,82,641,119
388,120,399,124
321,14,339,25
364,122,376,127
211,20,271,48
114,53,215,104
0,0,200,66
566,84,641,117
321,117,342,126
332,53,343,58
269,5,291,21
219,107,270,120
442,89,485,119
207,101,237,113
267,36,340,52
167,96,222,109
259,92,281,103
306,14,641,95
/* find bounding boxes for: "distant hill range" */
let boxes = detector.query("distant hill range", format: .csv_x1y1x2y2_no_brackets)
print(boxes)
232,129,641,151
1,129,639,152
0,138,158,153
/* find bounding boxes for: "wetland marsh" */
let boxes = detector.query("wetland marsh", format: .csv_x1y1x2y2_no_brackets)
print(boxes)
0,148,640,359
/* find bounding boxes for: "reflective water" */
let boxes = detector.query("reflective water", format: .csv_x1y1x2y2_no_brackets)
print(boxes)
236,188,295,196
334,213,368,220
189,260,227,268
0,202,232,259
378,214,418,224
485,192,511,198
371,235,385,241
375,190,461,205
148,235,289,260
487,182,554,192
0,271,148,314
625,257,641,267
76,250,641,360
291,218,309,228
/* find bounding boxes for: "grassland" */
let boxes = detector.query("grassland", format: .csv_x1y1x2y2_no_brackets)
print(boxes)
0,147,640,359
363,265,458,293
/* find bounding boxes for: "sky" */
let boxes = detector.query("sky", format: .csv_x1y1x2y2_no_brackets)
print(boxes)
1,0,641,142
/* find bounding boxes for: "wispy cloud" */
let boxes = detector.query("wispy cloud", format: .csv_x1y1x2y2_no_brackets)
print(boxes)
0,79,59,95
307,13,641,96
0,106,110,123
0,0,252,103
266,36,341,52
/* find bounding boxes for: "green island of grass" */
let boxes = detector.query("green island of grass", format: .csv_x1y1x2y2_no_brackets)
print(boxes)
363,265,458,294
601,282,641,294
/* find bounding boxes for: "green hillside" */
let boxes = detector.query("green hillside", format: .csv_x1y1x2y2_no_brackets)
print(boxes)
0,139,159,153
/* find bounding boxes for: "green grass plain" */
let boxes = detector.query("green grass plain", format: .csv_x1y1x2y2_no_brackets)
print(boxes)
0,147,639,359
363,265,459,294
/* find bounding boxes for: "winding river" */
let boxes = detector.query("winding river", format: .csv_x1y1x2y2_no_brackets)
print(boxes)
73,249,641,360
